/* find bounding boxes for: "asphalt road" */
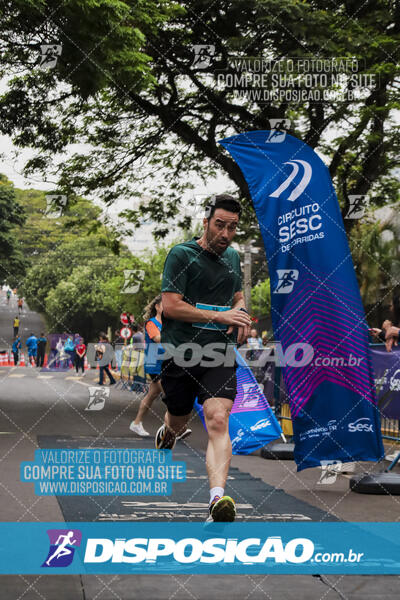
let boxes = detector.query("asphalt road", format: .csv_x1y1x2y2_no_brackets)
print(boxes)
0,290,398,599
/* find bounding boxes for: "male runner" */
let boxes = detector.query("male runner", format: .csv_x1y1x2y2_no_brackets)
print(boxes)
156,194,251,522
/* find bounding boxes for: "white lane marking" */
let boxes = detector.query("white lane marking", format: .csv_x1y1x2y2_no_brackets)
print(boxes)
65,377,93,387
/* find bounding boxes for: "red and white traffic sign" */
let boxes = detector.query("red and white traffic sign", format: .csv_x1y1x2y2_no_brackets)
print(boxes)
120,312,129,325
120,326,132,339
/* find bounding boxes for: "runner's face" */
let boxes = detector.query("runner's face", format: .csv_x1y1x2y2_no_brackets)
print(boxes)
205,208,239,254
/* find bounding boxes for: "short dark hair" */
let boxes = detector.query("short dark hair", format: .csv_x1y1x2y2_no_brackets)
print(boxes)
207,194,241,221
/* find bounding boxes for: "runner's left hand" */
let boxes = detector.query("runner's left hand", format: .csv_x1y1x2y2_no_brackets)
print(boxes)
231,324,250,345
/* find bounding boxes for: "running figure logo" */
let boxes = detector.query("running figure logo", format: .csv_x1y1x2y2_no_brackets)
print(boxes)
86,387,109,411
39,44,62,69
274,269,299,294
345,195,367,220
317,460,343,485
122,269,145,294
190,44,215,69
266,119,290,143
45,194,67,218
42,529,82,567
240,383,262,408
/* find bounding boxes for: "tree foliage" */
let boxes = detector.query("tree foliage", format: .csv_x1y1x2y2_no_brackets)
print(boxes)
0,174,27,286
0,0,399,240
251,278,271,317
13,187,112,259
20,234,171,339
349,209,400,322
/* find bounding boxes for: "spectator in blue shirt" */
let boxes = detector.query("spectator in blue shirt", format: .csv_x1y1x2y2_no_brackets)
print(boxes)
12,336,21,366
26,333,38,367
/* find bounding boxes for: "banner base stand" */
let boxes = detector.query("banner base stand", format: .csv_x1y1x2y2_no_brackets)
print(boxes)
350,472,400,495
260,442,295,460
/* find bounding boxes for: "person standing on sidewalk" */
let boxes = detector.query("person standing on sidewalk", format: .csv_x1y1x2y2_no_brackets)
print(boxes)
36,333,47,368
64,335,75,369
12,336,21,366
156,194,250,522
13,316,19,338
75,339,86,375
95,333,116,386
26,333,38,367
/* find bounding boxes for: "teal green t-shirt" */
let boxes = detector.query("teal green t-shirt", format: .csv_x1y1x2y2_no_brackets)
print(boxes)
161,238,242,348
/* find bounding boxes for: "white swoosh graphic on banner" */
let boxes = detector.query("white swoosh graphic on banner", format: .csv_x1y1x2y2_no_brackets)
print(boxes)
270,159,312,202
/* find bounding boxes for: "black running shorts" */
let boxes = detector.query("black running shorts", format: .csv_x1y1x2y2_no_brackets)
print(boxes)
160,358,237,416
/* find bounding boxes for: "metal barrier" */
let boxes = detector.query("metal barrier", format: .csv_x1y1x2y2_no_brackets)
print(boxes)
380,417,400,443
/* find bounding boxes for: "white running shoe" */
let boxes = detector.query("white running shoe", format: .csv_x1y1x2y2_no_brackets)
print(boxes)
129,421,150,437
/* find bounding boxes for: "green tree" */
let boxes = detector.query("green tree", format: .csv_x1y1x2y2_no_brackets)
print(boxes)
14,188,110,259
21,232,173,339
349,209,400,322
251,279,271,317
0,174,27,286
45,260,118,339
19,236,122,313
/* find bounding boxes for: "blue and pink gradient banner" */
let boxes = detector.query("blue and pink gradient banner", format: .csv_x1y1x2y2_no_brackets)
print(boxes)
195,349,282,454
219,130,384,470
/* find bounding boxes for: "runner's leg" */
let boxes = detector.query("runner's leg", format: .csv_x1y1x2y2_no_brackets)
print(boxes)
203,396,233,489
165,410,190,437
133,380,162,425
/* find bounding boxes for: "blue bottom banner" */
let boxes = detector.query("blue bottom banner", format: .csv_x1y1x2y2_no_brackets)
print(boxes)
1,522,400,574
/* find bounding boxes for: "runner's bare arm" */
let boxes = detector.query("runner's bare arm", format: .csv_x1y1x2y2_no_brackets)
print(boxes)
228,291,251,343
162,292,251,327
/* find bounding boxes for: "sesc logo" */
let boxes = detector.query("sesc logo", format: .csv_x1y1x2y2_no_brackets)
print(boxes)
390,369,400,392
348,418,373,433
250,418,271,432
